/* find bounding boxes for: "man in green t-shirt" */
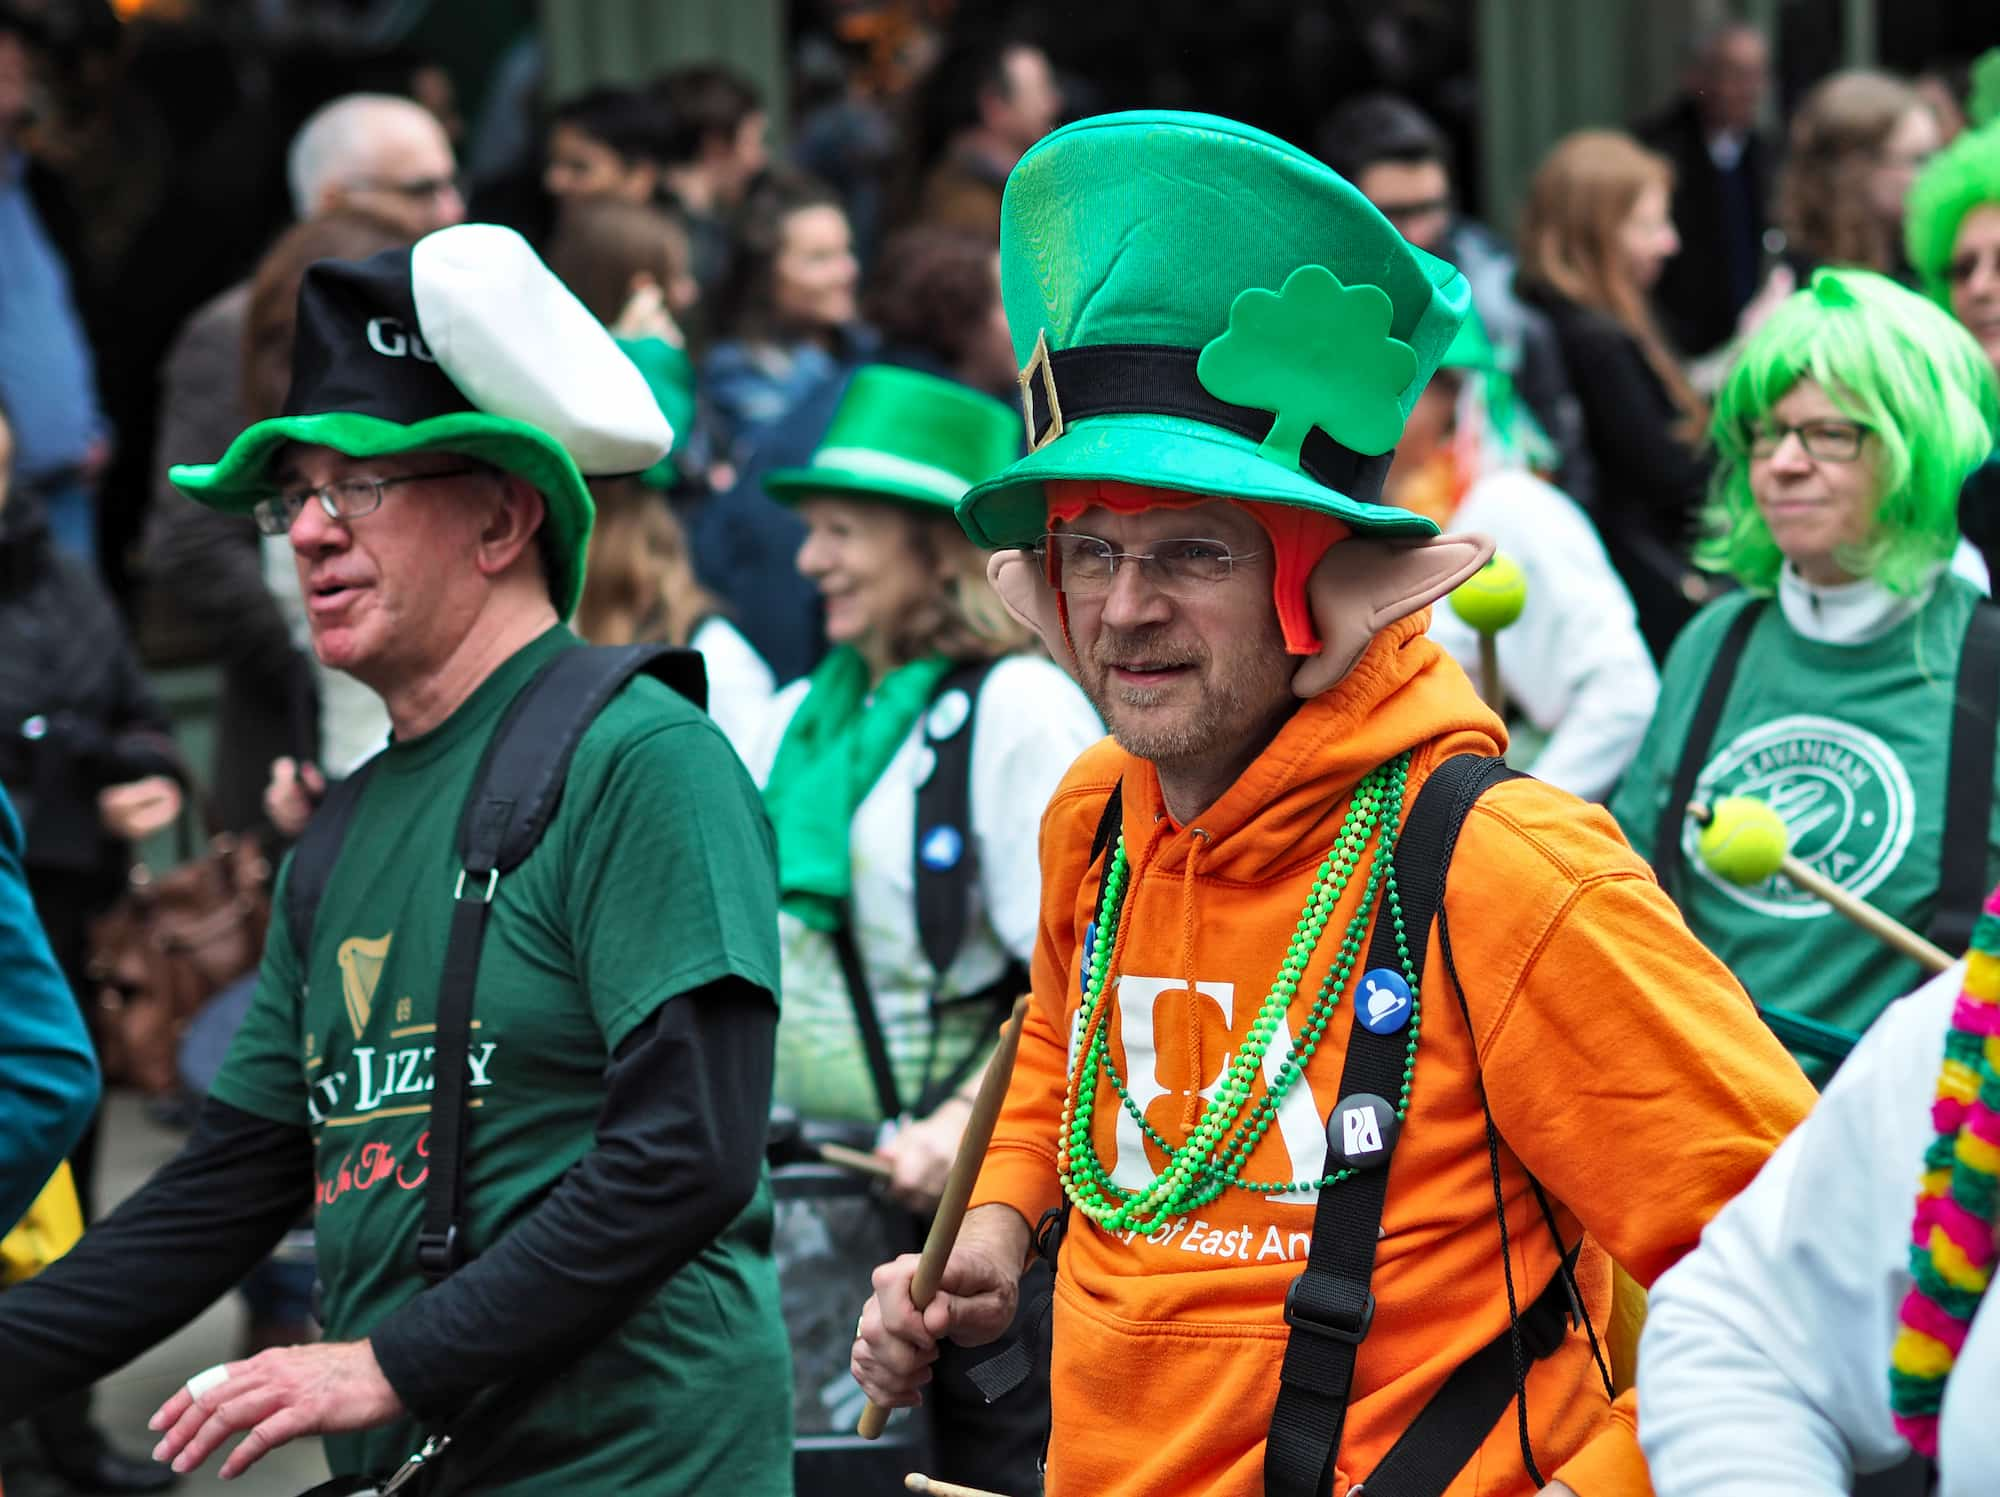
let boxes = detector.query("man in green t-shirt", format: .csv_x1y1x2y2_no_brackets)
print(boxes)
0,225,792,1495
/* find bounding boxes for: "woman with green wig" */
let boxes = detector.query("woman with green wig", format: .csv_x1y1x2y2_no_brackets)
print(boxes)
742,363,1101,1490
1907,116,2000,578
1610,268,2000,1084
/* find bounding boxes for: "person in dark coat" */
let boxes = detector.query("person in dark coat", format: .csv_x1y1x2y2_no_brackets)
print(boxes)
1316,92,1596,510
1636,22,1777,360
0,396,183,1495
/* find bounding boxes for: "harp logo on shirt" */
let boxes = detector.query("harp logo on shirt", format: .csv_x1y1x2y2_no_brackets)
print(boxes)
1686,714,1915,918
337,932,394,1037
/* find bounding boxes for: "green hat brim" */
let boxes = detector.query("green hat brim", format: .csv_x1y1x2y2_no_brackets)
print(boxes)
956,413,1440,549
764,465,964,512
167,411,595,620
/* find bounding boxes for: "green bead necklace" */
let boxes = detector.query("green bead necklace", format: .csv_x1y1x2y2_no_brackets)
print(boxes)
1058,753,1419,1237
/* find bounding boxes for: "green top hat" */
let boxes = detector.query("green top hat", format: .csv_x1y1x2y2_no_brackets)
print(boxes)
766,364,1021,510
956,110,1473,550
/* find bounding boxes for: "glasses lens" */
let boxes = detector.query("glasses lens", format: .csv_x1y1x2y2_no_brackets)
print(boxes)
1800,422,1863,461
1154,540,1234,586
325,479,383,519
1048,534,1115,591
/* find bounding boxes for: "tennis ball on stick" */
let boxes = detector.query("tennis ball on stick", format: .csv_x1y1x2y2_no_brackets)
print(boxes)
1697,796,1790,885
1448,554,1528,635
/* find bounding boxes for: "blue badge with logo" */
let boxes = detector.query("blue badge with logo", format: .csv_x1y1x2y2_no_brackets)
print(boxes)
919,824,964,871
1356,968,1413,1034
1080,920,1097,993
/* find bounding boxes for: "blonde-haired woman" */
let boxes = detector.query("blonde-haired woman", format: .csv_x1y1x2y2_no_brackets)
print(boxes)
576,479,773,751
1778,69,1940,279
746,364,1099,1491
1519,128,1713,659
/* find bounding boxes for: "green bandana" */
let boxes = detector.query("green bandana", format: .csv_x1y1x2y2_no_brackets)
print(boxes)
762,647,953,931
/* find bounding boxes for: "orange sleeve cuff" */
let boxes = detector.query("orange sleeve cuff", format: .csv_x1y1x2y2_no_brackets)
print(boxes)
1552,1389,1652,1496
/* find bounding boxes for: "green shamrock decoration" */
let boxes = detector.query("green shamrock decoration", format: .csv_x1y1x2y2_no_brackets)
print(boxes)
1196,263,1418,468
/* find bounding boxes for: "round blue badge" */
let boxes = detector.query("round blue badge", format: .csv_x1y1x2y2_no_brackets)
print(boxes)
1356,968,1413,1034
919,824,964,871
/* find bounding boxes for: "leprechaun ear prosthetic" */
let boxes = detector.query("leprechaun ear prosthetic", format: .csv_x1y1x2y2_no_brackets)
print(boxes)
960,109,1489,693
168,223,671,620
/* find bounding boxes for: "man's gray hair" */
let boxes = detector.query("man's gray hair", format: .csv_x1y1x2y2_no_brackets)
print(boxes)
286,93,430,219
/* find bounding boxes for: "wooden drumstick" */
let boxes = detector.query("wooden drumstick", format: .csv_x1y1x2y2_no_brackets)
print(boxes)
817,1141,894,1179
905,1474,1014,1497
857,994,1032,1440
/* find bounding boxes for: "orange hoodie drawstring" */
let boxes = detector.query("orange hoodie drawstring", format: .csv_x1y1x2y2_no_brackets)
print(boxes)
1180,826,1209,1131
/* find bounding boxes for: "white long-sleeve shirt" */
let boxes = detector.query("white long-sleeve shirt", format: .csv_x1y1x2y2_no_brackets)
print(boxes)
1639,964,2000,1495
1427,470,1659,801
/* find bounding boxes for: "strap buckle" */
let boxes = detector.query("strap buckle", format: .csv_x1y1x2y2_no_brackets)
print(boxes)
1283,1273,1375,1344
453,867,498,903
415,1225,465,1281
380,1433,451,1493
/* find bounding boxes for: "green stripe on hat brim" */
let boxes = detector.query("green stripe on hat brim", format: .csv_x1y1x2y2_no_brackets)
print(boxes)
955,412,1440,549
765,447,970,511
168,410,595,620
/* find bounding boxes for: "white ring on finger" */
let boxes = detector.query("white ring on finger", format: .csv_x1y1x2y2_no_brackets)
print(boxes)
185,1364,231,1406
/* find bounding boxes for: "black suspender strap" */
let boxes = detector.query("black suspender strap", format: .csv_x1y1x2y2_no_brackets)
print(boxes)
831,920,905,1121
1652,598,1766,902
1931,601,2000,953
416,642,707,1283
914,659,1002,979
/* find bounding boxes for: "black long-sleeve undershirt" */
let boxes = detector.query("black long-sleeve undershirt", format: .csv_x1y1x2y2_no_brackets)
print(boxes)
0,980,775,1425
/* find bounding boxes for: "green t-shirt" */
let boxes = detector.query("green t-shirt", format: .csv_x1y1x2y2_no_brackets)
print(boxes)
210,627,791,1494
1610,579,2000,1083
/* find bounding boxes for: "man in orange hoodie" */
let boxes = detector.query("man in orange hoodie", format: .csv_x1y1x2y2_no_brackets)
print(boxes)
853,110,1817,1497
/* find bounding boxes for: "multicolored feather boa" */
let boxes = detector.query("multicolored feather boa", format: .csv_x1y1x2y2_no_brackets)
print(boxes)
1889,887,2000,1455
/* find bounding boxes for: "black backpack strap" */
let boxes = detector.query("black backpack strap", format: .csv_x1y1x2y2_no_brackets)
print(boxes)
915,658,1002,979
832,919,904,1121
283,756,383,970
1267,754,1550,1497
417,642,705,1281
1653,597,1766,901
1931,600,2000,952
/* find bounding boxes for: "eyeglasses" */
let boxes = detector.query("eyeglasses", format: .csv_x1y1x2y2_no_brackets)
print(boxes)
347,174,461,204
252,466,486,536
1033,532,1260,597
1747,419,1870,463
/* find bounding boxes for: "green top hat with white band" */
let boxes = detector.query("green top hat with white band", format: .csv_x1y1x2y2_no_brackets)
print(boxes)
956,110,1473,549
766,364,1021,510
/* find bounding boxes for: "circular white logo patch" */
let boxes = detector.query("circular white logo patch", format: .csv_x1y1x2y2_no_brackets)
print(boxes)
1683,714,1915,919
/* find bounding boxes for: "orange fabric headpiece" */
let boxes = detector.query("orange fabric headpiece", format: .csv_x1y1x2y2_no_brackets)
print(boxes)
1044,479,1347,654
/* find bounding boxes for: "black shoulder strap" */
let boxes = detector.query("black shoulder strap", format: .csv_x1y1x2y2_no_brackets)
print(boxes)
914,658,1004,979
1653,598,1766,901
283,755,383,970
1932,600,2000,952
1266,754,1532,1497
831,919,903,1121
417,642,705,1281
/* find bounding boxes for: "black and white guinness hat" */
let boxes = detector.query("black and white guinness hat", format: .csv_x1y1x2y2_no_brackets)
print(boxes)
169,223,670,618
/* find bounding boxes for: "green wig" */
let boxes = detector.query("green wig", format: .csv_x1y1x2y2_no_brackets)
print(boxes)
1699,267,1998,595
1906,120,2000,307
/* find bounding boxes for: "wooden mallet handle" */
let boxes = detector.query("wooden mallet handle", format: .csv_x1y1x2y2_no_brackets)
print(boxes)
857,995,1032,1440
1688,802,1954,972
817,1141,893,1179
905,1474,1014,1497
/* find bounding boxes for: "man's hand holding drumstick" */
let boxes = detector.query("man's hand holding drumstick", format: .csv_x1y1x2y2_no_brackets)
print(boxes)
852,1203,1032,1413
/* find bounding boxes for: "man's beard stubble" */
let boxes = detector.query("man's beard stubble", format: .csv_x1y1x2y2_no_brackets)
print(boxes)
1083,621,1290,770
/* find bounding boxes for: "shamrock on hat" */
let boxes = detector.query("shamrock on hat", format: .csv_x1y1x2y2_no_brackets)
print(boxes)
169,223,672,620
